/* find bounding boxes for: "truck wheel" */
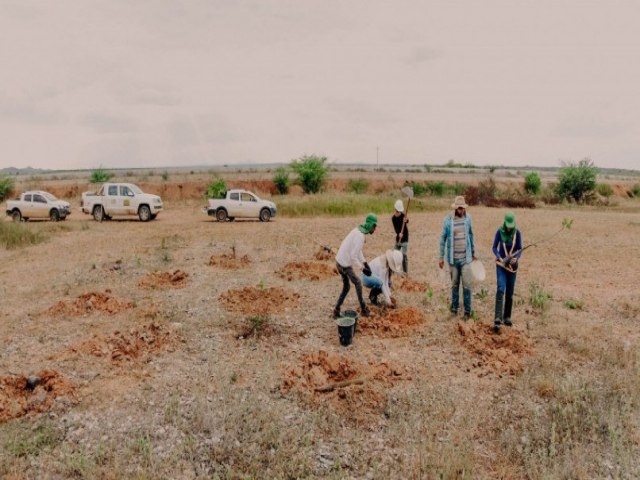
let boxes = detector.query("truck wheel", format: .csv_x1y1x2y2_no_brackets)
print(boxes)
93,205,104,222
11,210,22,222
216,209,228,222
49,209,60,222
138,205,151,222
259,208,271,222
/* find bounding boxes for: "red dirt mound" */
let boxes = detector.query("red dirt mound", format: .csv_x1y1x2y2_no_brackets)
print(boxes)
456,321,533,375
68,322,175,365
48,290,134,316
358,306,428,338
281,350,407,421
0,370,77,422
208,253,251,269
277,261,337,281
397,277,428,293
219,286,300,315
138,270,189,289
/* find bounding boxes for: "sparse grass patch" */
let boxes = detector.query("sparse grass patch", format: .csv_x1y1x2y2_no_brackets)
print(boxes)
563,298,584,310
528,282,553,311
3,421,63,458
0,221,46,249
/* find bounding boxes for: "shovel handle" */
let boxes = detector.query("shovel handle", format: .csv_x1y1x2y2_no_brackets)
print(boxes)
398,197,411,239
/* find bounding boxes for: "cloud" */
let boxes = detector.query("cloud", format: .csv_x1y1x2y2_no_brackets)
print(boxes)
0,95,60,125
550,119,633,138
79,112,139,134
323,97,395,127
404,47,440,65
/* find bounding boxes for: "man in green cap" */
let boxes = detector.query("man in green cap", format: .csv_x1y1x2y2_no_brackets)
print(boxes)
492,211,523,332
333,213,377,318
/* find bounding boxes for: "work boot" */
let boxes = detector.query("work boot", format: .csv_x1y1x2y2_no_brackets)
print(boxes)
361,306,371,317
503,318,512,327
369,287,382,306
493,319,502,333
494,292,504,323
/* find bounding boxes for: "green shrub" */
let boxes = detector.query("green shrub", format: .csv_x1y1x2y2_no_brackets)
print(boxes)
529,282,553,310
206,178,227,199
90,167,113,184
426,181,446,196
347,178,368,194
161,170,169,181
0,175,15,201
290,155,329,194
555,158,597,203
524,172,542,195
632,184,640,198
273,167,290,195
595,183,613,197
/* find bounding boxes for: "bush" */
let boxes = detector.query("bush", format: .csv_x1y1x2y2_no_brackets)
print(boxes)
0,175,15,201
290,155,329,194
90,167,113,184
595,183,613,197
206,178,227,199
161,170,169,181
273,167,290,195
347,179,368,194
555,158,597,203
524,172,542,195
632,184,640,198
0,222,46,249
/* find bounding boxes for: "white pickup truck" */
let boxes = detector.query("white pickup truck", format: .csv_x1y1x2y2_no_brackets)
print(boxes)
81,183,163,222
5,191,71,222
204,189,277,222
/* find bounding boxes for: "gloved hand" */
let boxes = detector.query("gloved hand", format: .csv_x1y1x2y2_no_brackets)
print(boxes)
509,257,518,266
502,256,511,265
362,262,372,277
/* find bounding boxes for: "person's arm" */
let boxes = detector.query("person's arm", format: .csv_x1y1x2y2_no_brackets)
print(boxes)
381,270,393,305
492,230,501,260
439,217,448,259
468,217,476,259
513,230,523,260
351,233,365,269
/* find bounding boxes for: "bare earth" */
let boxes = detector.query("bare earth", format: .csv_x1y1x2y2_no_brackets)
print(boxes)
1,201,639,478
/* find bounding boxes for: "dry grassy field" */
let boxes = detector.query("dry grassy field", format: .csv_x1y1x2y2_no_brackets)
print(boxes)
1,173,639,479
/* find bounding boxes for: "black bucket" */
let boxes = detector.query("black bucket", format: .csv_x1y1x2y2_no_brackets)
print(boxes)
336,317,356,346
342,309,359,333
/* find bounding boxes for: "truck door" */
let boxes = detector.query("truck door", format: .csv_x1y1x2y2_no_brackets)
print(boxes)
227,191,240,217
105,185,122,215
32,193,48,218
23,194,33,217
240,192,261,218
119,185,136,215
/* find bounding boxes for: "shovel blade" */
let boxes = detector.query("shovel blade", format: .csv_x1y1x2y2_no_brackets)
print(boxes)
401,185,414,198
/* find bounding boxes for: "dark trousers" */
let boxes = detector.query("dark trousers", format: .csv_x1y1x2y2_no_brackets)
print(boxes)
496,266,517,319
335,263,366,311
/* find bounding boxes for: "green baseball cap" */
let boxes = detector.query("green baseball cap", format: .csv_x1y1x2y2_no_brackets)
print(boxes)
359,213,378,234
504,211,516,229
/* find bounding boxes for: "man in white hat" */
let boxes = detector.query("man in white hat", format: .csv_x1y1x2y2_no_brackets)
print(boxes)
362,249,404,307
438,196,477,318
392,199,409,273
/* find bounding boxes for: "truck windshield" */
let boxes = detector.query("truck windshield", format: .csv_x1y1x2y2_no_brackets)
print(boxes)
129,185,143,195
43,192,58,201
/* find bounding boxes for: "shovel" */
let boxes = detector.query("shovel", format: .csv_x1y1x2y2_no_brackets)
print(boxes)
397,185,414,242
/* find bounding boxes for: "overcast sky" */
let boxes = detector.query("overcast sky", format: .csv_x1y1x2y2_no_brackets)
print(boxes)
1,0,639,170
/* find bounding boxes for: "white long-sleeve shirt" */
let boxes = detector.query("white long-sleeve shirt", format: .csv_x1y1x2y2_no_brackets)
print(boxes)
335,228,366,269
369,255,393,306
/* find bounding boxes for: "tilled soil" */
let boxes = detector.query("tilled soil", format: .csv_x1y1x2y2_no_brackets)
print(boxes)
357,306,428,338
138,270,189,289
397,277,428,292
0,370,77,422
277,261,337,281
219,286,300,315
455,321,532,375
281,350,408,422
48,290,134,316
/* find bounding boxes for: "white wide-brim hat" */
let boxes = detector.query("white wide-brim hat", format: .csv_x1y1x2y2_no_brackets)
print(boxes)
451,196,468,209
386,249,404,273
394,199,404,212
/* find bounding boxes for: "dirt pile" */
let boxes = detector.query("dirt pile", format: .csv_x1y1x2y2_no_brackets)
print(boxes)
68,322,175,365
208,253,251,269
277,261,337,281
219,286,300,315
456,321,532,375
138,270,189,289
358,306,428,338
0,370,77,422
397,277,428,293
48,290,134,316
281,350,407,420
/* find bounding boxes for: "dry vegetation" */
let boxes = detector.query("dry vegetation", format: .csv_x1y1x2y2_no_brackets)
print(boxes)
0,169,639,479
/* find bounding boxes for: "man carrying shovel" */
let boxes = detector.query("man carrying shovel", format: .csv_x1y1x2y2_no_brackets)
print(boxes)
392,199,409,274
333,213,377,318
492,211,522,332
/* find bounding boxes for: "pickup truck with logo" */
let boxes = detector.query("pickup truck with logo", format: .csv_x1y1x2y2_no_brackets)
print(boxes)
204,189,276,222
5,191,71,222
81,183,163,222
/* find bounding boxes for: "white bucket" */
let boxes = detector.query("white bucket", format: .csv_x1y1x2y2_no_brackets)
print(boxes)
470,259,486,282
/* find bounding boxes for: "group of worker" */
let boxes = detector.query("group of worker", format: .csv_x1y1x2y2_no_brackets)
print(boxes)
333,195,522,333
